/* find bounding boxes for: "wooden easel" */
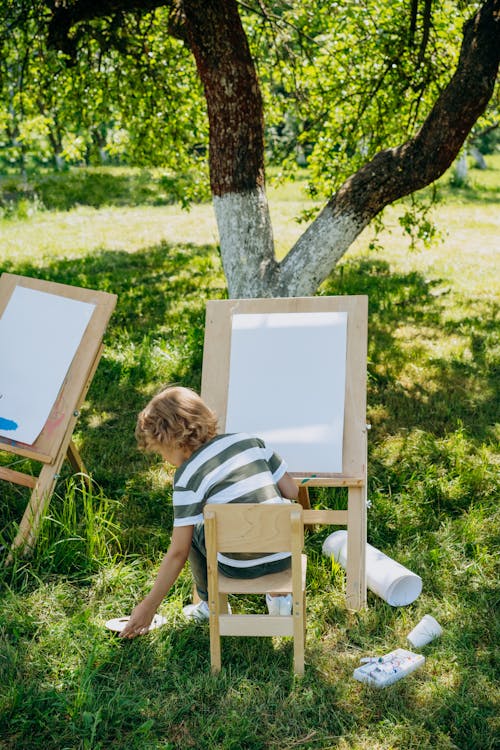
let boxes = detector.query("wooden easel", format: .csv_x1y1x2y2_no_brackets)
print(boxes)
0,273,116,556
201,296,368,610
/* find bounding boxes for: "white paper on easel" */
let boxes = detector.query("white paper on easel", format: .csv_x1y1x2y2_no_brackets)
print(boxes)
0,286,95,445
225,311,348,473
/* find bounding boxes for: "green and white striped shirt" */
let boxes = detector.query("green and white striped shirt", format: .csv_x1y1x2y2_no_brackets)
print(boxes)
173,433,290,568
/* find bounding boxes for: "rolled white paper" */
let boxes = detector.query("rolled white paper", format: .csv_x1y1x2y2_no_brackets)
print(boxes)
322,530,422,606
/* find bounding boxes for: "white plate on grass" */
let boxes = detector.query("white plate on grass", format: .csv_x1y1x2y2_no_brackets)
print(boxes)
105,614,167,633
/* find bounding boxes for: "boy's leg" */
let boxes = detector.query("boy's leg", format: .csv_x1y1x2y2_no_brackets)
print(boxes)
220,557,293,615
188,523,209,601
187,526,292,617
182,523,211,621
185,524,232,620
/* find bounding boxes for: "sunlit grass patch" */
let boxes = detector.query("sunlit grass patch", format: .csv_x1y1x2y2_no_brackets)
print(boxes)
0,161,498,749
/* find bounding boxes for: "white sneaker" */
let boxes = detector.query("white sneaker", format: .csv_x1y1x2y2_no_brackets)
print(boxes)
266,593,292,616
182,600,232,621
182,600,210,621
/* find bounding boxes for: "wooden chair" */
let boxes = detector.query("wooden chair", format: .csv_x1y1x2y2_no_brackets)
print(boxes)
204,502,308,674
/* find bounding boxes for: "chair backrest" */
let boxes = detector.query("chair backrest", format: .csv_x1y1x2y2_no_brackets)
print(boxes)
204,502,304,555
204,502,307,674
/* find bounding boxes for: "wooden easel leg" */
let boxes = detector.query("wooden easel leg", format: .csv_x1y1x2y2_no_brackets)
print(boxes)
8,462,61,557
8,401,86,559
66,440,91,488
345,486,367,610
297,486,317,531
66,439,86,473
297,486,311,510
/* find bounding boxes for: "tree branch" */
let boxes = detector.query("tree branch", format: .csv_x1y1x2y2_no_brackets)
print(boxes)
417,0,433,65
331,0,499,220
45,0,174,59
279,0,499,295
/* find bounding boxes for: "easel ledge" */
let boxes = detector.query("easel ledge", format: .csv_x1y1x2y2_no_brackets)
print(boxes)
0,273,117,558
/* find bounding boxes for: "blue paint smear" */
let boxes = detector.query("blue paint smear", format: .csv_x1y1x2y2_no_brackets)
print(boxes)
0,417,18,431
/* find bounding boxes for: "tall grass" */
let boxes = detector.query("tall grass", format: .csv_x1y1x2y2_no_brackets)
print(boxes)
0,158,498,749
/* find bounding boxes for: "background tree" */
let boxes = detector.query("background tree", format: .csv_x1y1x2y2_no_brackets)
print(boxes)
0,3,207,171
2,0,499,298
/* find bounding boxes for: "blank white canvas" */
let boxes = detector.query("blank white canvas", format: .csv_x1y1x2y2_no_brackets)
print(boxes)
225,311,348,473
0,286,95,445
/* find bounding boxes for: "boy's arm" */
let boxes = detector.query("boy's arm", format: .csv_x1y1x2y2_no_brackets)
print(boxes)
278,471,299,501
119,524,193,639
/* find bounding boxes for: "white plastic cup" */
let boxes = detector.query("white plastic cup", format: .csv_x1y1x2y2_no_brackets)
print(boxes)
407,614,442,648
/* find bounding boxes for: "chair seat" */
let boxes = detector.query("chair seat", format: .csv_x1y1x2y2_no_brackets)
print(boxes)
217,554,307,594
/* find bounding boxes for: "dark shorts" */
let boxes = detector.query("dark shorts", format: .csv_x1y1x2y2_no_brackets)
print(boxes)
189,522,291,600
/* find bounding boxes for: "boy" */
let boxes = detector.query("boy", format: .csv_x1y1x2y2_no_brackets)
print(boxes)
120,386,298,638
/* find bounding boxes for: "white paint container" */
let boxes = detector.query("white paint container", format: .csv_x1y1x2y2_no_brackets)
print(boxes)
322,530,423,606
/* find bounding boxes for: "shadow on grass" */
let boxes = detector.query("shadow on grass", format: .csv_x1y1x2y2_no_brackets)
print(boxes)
0,168,210,213
1,616,355,749
435,181,500,205
1,249,497,551
1,593,497,750
321,257,499,443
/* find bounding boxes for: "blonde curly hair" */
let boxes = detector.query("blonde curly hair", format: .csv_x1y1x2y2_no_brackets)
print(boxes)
135,386,218,454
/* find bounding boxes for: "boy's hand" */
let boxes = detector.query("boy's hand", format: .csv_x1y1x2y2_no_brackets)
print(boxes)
117,526,193,639
119,599,156,639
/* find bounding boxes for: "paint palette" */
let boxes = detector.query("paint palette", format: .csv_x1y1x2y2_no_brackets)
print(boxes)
353,648,425,688
105,614,167,633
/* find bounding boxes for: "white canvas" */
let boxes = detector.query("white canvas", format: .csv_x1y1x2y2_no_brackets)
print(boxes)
0,286,95,445
225,311,348,473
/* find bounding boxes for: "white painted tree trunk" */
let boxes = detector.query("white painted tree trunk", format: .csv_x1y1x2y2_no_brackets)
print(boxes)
454,151,468,182
215,188,370,299
278,204,368,297
470,145,487,169
214,188,276,298
185,0,500,301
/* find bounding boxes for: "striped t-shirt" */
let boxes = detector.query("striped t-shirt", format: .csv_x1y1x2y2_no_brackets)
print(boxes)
172,433,290,568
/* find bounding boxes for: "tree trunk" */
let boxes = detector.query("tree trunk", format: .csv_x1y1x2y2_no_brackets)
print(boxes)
181,0,278,298
182,0,499,298
46,0,500,299
454,152,468,184
470,145,487,170
277,0,500,296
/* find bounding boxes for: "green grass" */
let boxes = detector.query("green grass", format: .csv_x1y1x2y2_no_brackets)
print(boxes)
0,156,499,749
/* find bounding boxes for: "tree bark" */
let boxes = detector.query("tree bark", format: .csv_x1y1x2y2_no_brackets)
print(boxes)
181,0,277,297
185,0,500,298
276,0,500,297
45,0,500,298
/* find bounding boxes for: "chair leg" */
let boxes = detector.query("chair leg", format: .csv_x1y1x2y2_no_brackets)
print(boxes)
293,622,305,675
302,590,307,642
293,601,305,676
209,607,222,673
210,639,221,673
210,594,228,671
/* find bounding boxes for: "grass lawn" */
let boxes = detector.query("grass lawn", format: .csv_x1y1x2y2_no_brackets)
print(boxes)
0,156,498,750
